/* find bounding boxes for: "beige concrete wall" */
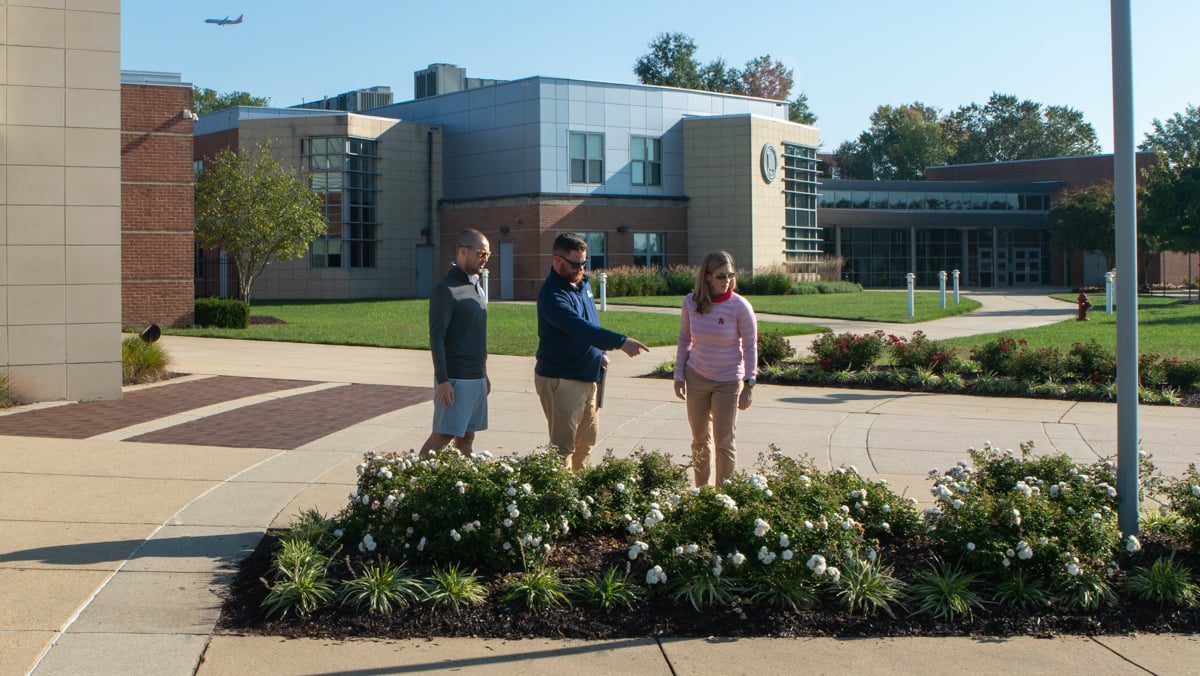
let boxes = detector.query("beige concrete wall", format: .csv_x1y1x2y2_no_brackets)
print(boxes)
2,0,123,403
683,115,818,271
234,115,439,300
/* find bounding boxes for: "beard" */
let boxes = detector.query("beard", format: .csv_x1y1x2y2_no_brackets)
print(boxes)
557,267,584,285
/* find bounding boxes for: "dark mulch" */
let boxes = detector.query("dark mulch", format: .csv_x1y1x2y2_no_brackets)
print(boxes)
216,531,1200,640
250,316,287,325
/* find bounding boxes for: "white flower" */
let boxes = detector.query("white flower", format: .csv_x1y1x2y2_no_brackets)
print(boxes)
782,549,794,561
1006,548,1016,558
378,468,393,480
798,475,811,485
502,518,513,528
628,541,648,560
356,463,366,476
882,504,892,514
1002,558,1011,568
1018,547,1033,560
615,482,626,492
1067,562,1081,576
333,529,344,538
966,542,975,551
455,480,465,494
712,556,723,578
807,554,827,576
502,542,512,551
1067,506,1076,515
1125,535,1142,553
358,533,377,553
749,474,770,491
867,548,878,563
686,544,699,554
417,536,426,552
715,494,738,511
881,522,891,531
646,565,667,585
1191,485,1200,497
779,534,790,548
936,485,954,499
506,486,517,496
362,495,371,506
951,499,965,510
521,482,533,494
803,520,814,530
1105,485,1117,498
842,518,856,530
729,551,746,566
674,546,685,555
411,512,421,522
1011,509,1021,526
753,518,771,537
1014,481,1033,498
450,529,461,542
1091,512,1102,521
626,521,644,535
826,567,841,582
406,526,414,536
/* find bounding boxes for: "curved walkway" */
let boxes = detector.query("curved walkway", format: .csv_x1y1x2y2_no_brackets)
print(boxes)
2,289,1198,675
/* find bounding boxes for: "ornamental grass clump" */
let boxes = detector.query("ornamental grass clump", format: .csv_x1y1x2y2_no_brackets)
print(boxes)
571,566,643,610
425,562,488,612
908,557,986,620
260,535,337,618
831,552,906,617
1123,555,1200,607
338,559,425,615
122,335,170,384
502,567,571,610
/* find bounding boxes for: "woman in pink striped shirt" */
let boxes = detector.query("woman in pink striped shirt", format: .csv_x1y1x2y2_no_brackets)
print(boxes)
674,251,758,487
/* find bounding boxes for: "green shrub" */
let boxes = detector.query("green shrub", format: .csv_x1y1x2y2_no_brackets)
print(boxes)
195,297,250,328
338,559,425,615
1123,555,1199,607
810,330,888,372
122,335,171,385
813,281,863,294
757,330,795,368
575,450,688,534
908,557,985,621
738,267,792,295
1007,346,1065,382
1139,353,1173,389
1165,359,1200,391
663,265,696,294
502,568,571,610
887,330,959,374
571,566,643,610
0,372,13,408
1065,340,1115,383
969,335,1025,375
1162,465,1200,550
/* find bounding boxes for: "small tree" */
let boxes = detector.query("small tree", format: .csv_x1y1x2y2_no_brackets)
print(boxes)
191,86,269,115
194,141,327,304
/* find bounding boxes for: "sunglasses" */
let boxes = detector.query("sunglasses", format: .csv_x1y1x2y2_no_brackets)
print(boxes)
460,246,491,260
713,272,736,281
556,253,587,270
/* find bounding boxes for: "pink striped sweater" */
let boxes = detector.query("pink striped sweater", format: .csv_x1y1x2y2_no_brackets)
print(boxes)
674,292,758,383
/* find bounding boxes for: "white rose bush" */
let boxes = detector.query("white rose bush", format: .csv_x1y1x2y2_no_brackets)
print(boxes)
256,441,1200,628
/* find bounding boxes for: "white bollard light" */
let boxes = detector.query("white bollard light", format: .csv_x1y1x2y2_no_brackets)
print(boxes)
480,268,490,304
938,270,947,309
598,272,608,312
952,269,960,304
1105,269,1115,314
905,272,916,318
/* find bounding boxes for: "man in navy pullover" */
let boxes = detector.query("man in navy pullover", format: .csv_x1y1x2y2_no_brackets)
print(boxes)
535,233,648,469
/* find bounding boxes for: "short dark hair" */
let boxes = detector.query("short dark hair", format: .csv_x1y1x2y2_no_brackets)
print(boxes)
456,228,486,249
553,232,587,255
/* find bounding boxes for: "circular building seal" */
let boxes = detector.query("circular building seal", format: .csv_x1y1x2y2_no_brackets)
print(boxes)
760,142,779,184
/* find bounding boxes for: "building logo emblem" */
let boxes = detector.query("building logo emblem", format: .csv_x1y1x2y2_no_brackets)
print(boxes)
760,142,779,184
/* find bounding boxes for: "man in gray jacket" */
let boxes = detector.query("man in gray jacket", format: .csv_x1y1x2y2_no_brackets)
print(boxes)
419,229,490,456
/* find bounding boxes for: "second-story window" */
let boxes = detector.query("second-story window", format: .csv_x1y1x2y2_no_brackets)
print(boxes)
631,136,662,186
570,132,604,184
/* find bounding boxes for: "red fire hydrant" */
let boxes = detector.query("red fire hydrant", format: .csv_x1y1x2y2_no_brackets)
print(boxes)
1077,292,1092,321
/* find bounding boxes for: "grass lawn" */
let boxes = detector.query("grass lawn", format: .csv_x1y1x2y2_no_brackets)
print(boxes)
164,299,823,357
607,291,981,323
940,295,1200,361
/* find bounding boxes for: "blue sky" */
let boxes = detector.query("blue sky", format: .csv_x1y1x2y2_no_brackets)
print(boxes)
121,1,1200,154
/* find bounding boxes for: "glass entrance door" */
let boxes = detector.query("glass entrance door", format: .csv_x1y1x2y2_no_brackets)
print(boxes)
1012,247,1041,285
978,247,1010,287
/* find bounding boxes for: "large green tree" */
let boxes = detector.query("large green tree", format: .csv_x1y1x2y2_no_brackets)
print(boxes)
1049,184,1116,269
1140,105,1200,260
944,93,1100,164
634,33,817,125
192,86,270,115
194,141,326,303
838,103,951,179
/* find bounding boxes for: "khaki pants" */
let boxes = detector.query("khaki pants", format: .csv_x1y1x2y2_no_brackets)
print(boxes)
534,374,599,470
684,365,740,487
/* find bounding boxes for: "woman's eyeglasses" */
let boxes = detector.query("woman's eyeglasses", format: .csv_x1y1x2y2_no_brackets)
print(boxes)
556,253,587,270
714,272,736,281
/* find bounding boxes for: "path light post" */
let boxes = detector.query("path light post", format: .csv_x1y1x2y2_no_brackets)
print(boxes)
1105,269,1115,314
952,269,960,304
598,272,608,312
938,270,947,309
480,268,489,304
905,272,915,318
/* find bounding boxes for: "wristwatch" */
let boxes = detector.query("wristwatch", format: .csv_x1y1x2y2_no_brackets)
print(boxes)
743,377,756,388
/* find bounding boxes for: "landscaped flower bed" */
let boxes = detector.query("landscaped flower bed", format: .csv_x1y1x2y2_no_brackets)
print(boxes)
654,330,1200,407
218,445,1200,639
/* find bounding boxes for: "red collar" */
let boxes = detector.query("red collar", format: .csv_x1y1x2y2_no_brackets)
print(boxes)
712,290,733,303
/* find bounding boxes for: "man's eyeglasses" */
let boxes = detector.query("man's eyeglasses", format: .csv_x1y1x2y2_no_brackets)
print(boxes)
714,272,736,281
460,246,491,260
556,253,587,270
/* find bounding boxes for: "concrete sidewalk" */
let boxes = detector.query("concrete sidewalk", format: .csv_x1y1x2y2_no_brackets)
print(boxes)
3,289,1199,675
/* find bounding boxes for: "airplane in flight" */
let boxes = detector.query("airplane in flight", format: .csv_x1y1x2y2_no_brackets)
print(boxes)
205,14,243,26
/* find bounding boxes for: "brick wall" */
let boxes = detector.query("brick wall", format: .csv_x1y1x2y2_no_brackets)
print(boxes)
121,84,197,327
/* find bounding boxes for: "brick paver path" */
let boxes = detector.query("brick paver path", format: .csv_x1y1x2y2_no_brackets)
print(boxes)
0,376,316,439
128,383,430,449
0,377,432,450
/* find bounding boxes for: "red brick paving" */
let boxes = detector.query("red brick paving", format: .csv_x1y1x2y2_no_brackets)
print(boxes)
128,383,431,449
0,376,317,439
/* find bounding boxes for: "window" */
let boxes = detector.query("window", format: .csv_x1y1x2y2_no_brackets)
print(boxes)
632,232,665,268
569,132,604,184
578,232,607,270
630,136,662,186
303,136,379,268
782,143,822,274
